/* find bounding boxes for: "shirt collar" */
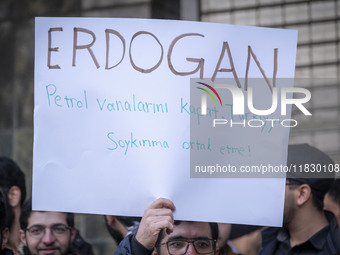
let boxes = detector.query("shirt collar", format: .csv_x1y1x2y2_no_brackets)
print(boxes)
276,223,330,251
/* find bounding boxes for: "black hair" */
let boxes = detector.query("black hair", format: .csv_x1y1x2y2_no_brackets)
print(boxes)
0,187,14,231
311,187,326,212
0,188,7,232
327,179,340,207
0,157,26,206
155,221,219,254
0,190,4,249
20,198,74,229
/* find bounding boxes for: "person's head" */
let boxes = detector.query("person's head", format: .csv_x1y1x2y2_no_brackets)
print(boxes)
154,221,219,255
19,199,76,255
216,223,230,250
284,144,335,226
0,157,26,208
324,179,340,226
105,215,140,245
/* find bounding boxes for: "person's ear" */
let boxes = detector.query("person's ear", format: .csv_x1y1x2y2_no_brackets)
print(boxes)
19,229,27,246
152,249,158,255
215,247,220,255
105,215,129,237
8,185,21,208
105,215,116,227
296,184,311,206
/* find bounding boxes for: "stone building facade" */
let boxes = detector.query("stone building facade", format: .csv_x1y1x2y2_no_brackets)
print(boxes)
201,0,340,163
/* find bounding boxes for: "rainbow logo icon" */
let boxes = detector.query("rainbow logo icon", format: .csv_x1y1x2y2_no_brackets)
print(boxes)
196,82,223,106
196,82,223,113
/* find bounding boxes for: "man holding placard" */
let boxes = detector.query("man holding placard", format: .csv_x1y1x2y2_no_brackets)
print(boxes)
114,198,219,255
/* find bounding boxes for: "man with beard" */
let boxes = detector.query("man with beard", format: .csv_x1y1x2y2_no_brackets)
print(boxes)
19,199,76,255
259,144,340,255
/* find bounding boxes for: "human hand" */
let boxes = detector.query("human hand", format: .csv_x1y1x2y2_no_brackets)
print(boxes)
135,198,176,250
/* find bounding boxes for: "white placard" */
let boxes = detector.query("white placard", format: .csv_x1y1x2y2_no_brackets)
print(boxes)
33,17,297,226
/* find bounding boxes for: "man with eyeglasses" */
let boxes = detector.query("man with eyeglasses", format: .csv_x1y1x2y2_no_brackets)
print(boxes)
114,198,219,255
18,199,76,255
259,144,340,255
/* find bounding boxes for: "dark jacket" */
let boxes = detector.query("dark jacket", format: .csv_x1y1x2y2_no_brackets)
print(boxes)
0,248,14,255
259,211,340,255
113,234,153,255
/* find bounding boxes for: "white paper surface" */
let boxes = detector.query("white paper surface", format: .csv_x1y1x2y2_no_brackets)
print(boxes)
33,17,297,226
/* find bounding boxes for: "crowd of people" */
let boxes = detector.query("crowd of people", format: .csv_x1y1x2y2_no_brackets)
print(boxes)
1,143,339,255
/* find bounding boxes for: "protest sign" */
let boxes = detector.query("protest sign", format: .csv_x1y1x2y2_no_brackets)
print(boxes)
34,17,297,226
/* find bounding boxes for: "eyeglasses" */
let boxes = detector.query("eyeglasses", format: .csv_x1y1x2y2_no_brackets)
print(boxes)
159,239,216,255
25,224,71,238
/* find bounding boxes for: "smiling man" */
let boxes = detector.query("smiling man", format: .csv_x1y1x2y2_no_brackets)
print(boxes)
114,198,219,255
19,199,76,255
